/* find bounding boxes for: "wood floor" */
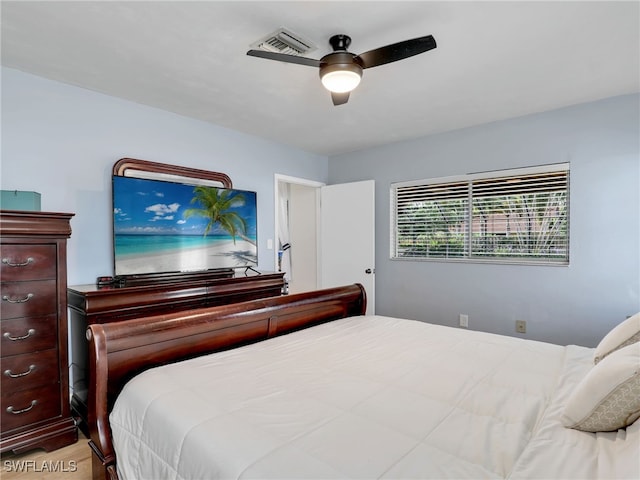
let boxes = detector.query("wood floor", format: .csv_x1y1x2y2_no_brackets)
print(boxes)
1,433,91,480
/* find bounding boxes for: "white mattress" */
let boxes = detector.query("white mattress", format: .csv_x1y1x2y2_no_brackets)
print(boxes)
110,315,640,479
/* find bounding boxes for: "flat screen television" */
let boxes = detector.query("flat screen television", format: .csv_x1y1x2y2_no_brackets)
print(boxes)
112,175,257,276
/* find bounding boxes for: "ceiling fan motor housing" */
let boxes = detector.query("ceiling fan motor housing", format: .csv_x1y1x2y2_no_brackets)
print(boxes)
319,52,363,81
320,35,363,89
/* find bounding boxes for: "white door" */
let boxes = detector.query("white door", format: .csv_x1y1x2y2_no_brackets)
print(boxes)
319,180,375,314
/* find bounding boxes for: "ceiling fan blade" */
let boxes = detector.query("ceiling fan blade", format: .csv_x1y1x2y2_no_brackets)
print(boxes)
356,35,436,69
331,92,350,106
246,50,321,68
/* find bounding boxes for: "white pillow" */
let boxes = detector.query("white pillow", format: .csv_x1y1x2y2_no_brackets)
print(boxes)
593,312,640,364
563,342,640,432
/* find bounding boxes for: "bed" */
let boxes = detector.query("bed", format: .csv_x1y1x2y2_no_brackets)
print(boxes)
87,284,640,480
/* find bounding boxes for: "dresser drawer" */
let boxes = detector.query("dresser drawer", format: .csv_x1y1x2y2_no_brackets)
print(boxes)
1,383,61,433
0,245,56,281
1,349,59,393
0,315,57,356
0,280,57,320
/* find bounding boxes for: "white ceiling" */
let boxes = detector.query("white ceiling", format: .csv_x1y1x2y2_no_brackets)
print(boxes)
2,1,639,156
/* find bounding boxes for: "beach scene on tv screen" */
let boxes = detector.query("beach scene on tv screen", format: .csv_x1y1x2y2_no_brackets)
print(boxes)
113,176,258,275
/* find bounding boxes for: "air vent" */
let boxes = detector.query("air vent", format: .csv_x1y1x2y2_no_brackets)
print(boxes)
251,28,316,56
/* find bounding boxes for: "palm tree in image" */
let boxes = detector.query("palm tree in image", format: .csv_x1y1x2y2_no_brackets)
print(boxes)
183,186,256,245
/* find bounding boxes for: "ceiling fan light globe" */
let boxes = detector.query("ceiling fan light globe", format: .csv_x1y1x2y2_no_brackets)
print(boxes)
321,70,361,93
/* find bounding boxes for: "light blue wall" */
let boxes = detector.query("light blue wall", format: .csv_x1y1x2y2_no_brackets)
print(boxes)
3,67,637,347
1,67,328,285
328,94,640,347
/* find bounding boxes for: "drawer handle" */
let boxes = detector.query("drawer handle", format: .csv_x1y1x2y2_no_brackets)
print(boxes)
1,257,34,267
3,329,36,341
6,400,37,415
4,365,36,378
2,293,34,304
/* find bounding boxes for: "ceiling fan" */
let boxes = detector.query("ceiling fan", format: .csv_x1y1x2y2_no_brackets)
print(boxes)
247,33,437,106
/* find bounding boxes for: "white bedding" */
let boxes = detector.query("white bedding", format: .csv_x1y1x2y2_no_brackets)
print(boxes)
110,315,640,479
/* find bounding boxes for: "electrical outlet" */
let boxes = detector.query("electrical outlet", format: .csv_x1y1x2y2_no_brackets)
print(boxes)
516,320,527,334
459,314,469,328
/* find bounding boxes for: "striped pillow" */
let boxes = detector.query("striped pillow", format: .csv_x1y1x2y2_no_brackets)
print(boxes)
563,342,640,432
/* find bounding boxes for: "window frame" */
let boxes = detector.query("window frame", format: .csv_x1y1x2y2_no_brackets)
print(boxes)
390,163,570,266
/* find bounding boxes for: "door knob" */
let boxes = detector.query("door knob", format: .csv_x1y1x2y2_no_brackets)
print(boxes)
365,268,373,274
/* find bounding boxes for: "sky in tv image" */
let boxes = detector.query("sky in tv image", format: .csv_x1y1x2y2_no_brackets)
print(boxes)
113,176,257,239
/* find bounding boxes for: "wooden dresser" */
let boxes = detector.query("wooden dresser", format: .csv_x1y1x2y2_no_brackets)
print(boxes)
0,210,77,453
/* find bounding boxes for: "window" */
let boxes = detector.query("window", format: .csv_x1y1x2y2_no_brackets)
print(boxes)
391,164,569,264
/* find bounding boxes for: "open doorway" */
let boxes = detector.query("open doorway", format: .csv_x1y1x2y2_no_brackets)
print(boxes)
274,175,324,294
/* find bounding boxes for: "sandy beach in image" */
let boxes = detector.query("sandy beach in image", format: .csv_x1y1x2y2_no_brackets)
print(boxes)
116,238,257,274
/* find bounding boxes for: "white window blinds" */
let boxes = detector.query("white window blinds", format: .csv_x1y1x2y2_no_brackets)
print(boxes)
391,164,569,264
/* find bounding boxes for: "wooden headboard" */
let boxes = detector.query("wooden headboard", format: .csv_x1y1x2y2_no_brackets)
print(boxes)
87,284,366,480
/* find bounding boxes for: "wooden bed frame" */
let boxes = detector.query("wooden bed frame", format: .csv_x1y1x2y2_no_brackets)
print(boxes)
86,284,366,480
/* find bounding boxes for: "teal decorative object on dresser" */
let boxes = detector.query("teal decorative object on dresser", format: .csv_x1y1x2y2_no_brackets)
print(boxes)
0,191,41,211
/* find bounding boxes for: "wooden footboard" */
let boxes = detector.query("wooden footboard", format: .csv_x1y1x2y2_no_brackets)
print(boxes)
86,284,366,480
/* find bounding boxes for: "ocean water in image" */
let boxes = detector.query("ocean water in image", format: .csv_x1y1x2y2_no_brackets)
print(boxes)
115,234,255,256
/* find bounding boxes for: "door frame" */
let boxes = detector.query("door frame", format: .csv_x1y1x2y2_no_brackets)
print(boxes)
274,174,325,289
